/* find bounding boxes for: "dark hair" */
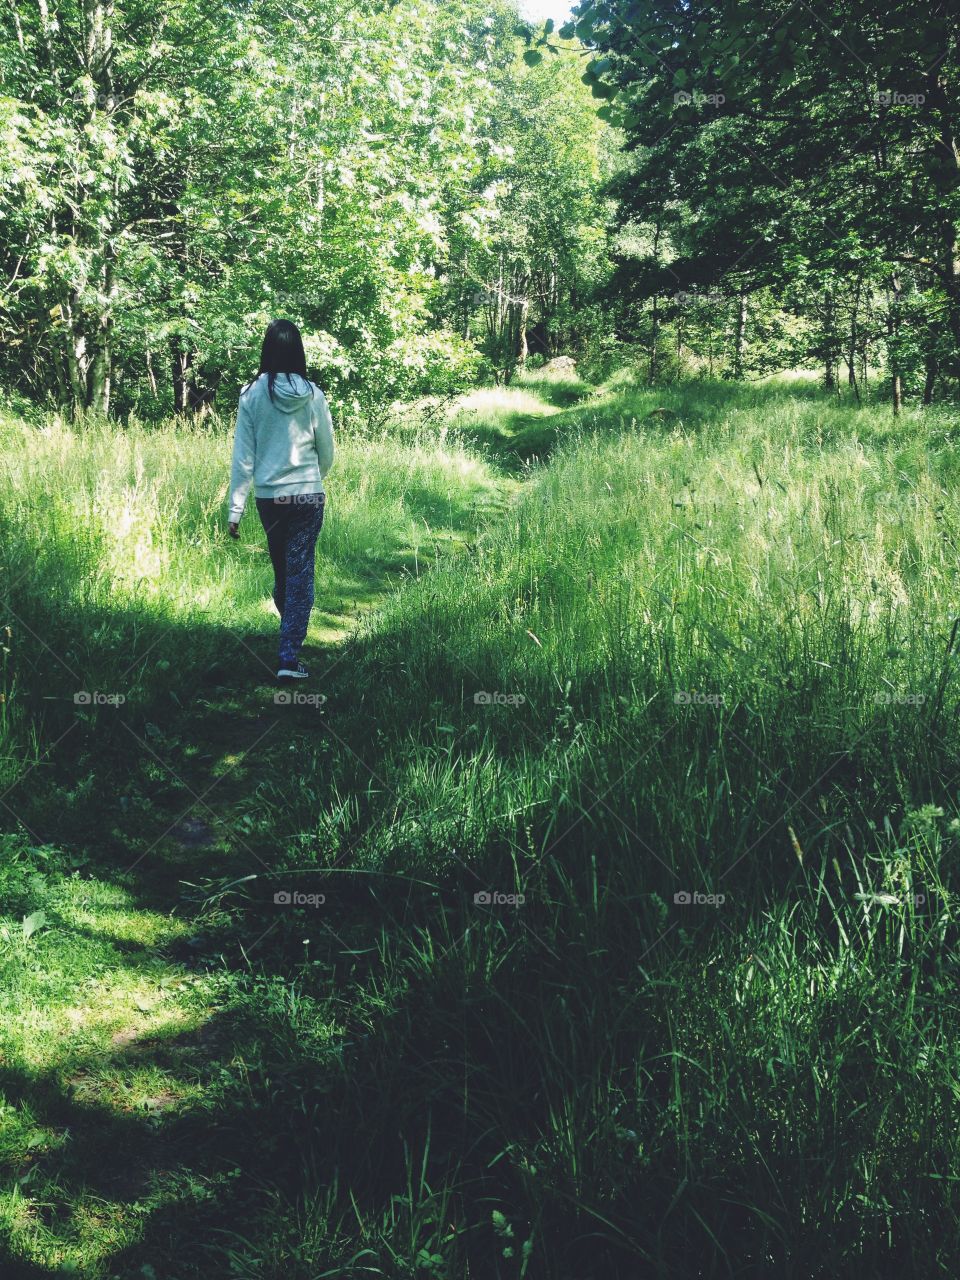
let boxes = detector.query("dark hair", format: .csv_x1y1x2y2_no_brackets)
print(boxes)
252,319,313,402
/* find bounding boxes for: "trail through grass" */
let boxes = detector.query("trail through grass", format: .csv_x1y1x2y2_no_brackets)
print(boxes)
3,370,960,1276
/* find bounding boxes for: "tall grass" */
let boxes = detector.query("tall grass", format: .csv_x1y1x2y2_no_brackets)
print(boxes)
241,377,960,1275
3,375,960,1276
259,379,960,889
0,410,504,791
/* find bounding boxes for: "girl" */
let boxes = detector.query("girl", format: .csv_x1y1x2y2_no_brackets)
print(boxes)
228,320,335,680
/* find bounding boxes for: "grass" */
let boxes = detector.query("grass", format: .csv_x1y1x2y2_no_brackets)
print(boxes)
2,370,960,1275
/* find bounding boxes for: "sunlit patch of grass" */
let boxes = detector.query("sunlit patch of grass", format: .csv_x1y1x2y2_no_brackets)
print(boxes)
1,926,209,1074
0,1185,143,1274
452,385,554,420
0,843,212,1077
69,1058,204,1116
0,840,232,1275
46,879,192,948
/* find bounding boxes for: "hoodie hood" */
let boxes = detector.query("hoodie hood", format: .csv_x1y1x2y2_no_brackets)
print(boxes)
260,371,314,409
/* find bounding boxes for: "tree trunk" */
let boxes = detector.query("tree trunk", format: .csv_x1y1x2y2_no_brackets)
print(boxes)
676,312,683,378
517,297,529,370
733,289,747,379
923,353,939,405
8,1,25,52
886,275,903,415
57,0,116,416
89,345,110,417
63,294,87,409
648,295,660,385
822,286,837,391
846,274,861,396
36,0,56,65
460,251,471,340
171,341,191,414
647,221,666,384
88,250,115,416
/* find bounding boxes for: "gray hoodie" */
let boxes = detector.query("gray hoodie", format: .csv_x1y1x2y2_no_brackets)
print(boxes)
228,372,335,523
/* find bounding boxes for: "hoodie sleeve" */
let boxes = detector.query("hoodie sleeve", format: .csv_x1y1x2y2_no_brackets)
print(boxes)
228,394,256,522
314,391,335,480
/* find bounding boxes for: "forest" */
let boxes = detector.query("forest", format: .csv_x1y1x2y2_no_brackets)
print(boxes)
2,1,960,1277
3,0,957,419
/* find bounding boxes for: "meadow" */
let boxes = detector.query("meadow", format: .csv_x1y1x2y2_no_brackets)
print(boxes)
2,368,960,1277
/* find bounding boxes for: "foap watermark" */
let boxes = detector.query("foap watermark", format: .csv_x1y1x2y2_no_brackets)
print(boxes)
673,89,725,108
274,690,327,708
672,289,727,308
674,690,725,707
874,90,925,106
468,285,500,307
874,690,925,706
474,889,525,906
274,889,326,907
74,690,126,707
674,890,725,907
70,89,120,111
853,890,932,909
474,691,526,707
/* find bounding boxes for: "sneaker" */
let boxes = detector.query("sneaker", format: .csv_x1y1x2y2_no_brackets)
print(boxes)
277,660,309,680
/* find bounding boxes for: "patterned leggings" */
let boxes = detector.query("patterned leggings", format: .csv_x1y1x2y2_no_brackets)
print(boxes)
255,493,325,665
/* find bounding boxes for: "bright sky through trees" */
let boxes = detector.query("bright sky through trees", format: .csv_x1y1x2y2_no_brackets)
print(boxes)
517,0,573,24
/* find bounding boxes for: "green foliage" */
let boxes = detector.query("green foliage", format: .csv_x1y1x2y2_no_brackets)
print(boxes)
579,0,960,405
437,15,614,382
0,0,610,420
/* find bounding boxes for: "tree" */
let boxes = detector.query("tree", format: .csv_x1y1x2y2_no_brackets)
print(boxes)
565,0,960,403
2,0,606,418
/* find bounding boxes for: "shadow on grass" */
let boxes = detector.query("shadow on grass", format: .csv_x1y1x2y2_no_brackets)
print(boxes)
0,1009,290,1278
455,402,600,470
0,844,722,1280
512,371,596,409
3,372,956,1276
453,372,861,473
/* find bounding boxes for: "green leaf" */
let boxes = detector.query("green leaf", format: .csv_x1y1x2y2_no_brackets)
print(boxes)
22,910,46,940
523,49,543,67
492,1209,514,1236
